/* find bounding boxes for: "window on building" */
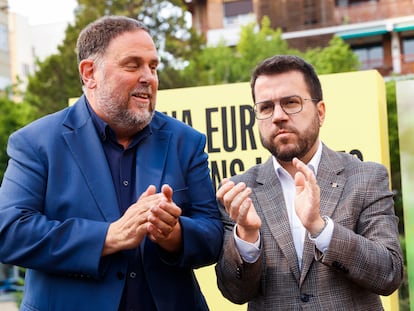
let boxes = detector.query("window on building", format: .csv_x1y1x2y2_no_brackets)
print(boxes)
22,63,31,77
336,0,378,6
303,0,318,25
402,37,414,62
353,44,383,69
223,0,253,26
0,24,8,51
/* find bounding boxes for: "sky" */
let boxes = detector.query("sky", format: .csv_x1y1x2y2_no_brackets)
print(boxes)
8,0,77,25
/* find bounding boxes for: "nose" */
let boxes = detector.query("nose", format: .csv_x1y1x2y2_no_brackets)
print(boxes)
138,66,156,84
271,102,289,121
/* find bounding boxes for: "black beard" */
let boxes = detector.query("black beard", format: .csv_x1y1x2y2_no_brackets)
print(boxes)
261,137,310,162
260,127,318,162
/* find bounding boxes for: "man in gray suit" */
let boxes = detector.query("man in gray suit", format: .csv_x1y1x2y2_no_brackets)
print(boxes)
215,55,403,310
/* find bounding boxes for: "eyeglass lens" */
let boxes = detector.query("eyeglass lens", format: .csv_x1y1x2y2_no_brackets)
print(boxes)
255,95,303,119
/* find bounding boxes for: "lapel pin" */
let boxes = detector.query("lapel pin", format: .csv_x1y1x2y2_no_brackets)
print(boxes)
331,182,338,188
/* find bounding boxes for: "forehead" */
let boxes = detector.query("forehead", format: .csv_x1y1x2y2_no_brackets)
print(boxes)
254,71,309,103
104,29,158,60
255,71,307,92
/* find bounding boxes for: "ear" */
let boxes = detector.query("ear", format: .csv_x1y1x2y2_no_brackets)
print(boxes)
79,59,97,89
317,100,326,127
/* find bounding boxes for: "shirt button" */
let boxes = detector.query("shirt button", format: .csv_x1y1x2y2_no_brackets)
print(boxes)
129,272,136,278
236,266,242,279
123,180,129,186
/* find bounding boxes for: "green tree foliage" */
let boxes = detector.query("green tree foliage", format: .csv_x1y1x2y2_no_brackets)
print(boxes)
180,41,236,86
304,35,361,74
181,17,293,86
24,0,203,116
181,16,360,86
385,78,403,233
234,16,294,81
0,93,36,182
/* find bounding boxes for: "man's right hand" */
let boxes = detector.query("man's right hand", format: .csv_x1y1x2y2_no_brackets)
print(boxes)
216,178,261,243
102,185,164,256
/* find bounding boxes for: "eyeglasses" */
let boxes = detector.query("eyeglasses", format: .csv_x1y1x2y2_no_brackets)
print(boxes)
253,95,320,120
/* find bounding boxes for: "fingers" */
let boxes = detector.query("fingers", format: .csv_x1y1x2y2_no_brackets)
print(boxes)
133,185,167,213
146,184,181,240
217,179,252,222
108,184,183,252
216,178,232,202
293,157,316,184
148,201,181,234
217,180,250,209
104,206,151,255
217,179,261,243
292,157,321,229
139,185,157,199
226,184,252,221
238,197,252,221
161,184,173,202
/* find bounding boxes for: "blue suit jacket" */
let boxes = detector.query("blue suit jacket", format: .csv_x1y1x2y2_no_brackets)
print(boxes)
0,95,223,311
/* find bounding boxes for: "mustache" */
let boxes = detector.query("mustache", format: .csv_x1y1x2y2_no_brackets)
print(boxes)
272,125,297,137
130,86,153,99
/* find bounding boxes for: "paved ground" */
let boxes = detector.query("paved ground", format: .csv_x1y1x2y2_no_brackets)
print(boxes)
0,301,18,311
0,293,18,311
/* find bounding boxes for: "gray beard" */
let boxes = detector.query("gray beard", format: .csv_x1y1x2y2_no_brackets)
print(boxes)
96,92,154,132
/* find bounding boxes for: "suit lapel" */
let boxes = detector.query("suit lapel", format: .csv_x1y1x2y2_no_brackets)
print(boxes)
257,158,301,282
62,96,120,222
135,127,170,195
299,145,346,284
135,116,171,256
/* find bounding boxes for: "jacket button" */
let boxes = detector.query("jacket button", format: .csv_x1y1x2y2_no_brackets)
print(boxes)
117,271,125,280
300,293,311,302
332,261,349,273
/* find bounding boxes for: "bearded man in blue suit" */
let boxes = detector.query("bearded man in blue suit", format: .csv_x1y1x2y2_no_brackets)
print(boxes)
0,16,223,311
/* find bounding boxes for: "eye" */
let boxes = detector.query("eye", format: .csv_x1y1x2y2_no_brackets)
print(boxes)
150,62,159,72
282,96,301,107
125,63,139,71
258,101,274,113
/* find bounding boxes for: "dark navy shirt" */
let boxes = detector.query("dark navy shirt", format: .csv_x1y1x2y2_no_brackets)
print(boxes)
86,101,156,311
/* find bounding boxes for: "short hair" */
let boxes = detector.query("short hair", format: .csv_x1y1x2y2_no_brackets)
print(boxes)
250,55,323,103
76,15,150,64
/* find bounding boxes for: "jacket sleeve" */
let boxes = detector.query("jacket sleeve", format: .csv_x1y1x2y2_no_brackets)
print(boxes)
316,162,403,296
0,127,110,279
215,199,262,304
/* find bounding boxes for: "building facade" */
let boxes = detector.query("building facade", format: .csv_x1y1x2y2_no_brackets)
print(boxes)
0,0,11,92
4,2,69,98
185,0,414,76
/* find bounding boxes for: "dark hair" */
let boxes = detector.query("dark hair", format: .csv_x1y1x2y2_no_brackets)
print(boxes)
250,55,323,103
76,15,150,64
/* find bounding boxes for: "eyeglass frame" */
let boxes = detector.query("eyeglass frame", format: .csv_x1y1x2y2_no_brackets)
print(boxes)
253,95,320,120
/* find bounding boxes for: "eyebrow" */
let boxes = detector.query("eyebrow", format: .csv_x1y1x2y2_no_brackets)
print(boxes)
121,56,159,66
256,95,300,103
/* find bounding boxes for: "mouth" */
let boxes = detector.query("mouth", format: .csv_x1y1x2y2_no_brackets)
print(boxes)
275,129,290,136
132,92,151,100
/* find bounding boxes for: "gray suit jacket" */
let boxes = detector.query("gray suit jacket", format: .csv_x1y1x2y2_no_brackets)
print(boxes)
215,144,403,310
